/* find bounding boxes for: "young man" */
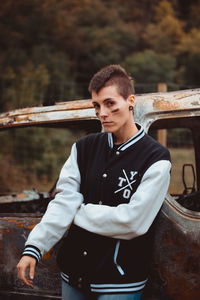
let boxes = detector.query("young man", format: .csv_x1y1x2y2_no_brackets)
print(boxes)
17,65,171,300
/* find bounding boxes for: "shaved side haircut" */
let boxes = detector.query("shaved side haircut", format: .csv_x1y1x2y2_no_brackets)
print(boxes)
89,65,134,99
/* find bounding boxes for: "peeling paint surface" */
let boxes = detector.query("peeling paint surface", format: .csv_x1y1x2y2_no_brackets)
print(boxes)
134,89,200,130
0,216,61,298
148,196,200,300
0,190,48,203
1,90,200,130
0,100,95,129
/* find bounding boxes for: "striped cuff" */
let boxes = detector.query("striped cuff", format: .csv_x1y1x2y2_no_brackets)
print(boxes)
90,279,147,293
22,245,42,263
61,272,69,283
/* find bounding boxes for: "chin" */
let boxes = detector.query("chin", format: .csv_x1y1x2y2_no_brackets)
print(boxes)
104,129,117,135
104,128,113,133
103,124,118,134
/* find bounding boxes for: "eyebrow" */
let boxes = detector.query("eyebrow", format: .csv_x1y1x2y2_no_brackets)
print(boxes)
92,98,114,104
103,98,114,102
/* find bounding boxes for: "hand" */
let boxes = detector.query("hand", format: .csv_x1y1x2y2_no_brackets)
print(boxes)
16,256,36,288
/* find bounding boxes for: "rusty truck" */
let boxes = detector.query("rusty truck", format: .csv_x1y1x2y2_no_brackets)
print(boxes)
0,89,200,299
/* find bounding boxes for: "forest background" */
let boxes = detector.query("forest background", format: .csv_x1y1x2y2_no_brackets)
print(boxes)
0,0,199,194
1,0,200,112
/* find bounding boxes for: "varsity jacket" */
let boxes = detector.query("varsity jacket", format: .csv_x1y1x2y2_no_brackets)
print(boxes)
23,125,171,294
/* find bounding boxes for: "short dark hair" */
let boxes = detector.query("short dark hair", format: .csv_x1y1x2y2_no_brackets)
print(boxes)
88,64,134,99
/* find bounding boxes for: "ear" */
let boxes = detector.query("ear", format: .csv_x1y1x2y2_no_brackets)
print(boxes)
127,95,135,107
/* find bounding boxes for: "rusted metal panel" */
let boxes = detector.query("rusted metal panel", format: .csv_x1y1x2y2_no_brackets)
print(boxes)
0,191,48,204
0,291,61,299
0,216,61,297
146,195,200,300
1,89,200,130
0,100,95,129
134,89,200,131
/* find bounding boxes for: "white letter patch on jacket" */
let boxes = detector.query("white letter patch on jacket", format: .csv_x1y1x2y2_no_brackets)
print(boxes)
114,169,138,199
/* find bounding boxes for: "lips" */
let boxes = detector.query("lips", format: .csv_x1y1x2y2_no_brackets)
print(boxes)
102,121,113,126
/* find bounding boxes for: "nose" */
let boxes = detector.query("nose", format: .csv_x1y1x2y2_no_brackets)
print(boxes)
99,106,108,118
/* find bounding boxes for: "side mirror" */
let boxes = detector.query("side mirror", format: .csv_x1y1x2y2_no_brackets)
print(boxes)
182,163,196,194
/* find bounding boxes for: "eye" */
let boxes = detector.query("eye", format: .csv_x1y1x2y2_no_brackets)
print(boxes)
92,102,100,109
107,101,115,107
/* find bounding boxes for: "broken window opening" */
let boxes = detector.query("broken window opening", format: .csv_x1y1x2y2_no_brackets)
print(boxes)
149,117,200,212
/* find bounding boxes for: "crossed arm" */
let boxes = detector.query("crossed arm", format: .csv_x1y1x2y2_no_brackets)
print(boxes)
17,144,171,287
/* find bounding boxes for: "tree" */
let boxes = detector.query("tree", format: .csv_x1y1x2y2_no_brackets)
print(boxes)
52,0,139,96
176,28,200,55
143,0,184,54
123,50,176,84
184,53,200,85
175,27,200,85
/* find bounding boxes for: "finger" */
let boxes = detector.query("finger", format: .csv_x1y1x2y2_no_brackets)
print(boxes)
23,277,34,289
17,260,34,288
17,265,33,288
29,260,36,281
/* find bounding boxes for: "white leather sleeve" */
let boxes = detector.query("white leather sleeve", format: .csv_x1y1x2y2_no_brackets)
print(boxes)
25,143,83,255
74,160,171,240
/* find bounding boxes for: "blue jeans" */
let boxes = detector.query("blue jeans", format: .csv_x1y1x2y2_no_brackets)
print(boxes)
62,281,142,300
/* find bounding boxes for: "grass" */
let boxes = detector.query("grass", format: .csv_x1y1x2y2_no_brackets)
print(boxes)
168,147,196,195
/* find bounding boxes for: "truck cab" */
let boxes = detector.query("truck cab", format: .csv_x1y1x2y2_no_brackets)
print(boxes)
0,90,200,299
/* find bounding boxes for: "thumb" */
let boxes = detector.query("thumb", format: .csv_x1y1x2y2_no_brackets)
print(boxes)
29,260,36,280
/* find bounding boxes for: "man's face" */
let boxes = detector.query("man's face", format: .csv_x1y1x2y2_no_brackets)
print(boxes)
91,85,134,135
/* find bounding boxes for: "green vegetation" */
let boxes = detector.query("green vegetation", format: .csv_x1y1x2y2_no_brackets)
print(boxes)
0,1,199,195
0,127,84,193
0,0,200,112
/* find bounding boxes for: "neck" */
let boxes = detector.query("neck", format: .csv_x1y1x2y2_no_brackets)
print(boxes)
113,122,138,144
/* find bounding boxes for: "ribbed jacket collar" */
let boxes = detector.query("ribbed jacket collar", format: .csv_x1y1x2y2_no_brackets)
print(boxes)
108,123,145,151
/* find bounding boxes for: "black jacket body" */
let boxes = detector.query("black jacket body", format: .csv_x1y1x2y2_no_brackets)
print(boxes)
57,131,171,293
